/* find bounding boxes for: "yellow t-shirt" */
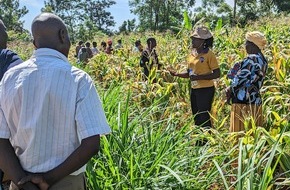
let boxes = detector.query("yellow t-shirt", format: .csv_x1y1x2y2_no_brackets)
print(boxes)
187,50,219,89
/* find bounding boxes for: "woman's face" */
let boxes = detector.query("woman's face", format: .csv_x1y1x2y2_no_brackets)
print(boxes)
245,40,260,54
191,37,204,49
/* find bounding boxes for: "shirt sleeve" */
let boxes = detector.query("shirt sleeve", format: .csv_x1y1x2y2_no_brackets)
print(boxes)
230,58,253,89
75,75,111,140
208,51,219,70
0,106,10,139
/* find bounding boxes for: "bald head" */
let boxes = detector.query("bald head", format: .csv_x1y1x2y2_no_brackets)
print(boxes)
0,19,8,49
32,13,70,57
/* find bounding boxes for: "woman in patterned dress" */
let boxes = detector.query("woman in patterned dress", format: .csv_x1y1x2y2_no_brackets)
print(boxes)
226,31,268,132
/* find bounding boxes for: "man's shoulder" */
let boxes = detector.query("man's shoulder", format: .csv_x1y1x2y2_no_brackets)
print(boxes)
0,48,22,67
0,49,16,58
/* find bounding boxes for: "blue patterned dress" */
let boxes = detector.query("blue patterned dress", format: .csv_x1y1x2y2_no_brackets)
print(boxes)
227,53,268,105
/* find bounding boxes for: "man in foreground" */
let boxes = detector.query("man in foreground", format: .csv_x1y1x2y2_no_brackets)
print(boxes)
0,13,110,190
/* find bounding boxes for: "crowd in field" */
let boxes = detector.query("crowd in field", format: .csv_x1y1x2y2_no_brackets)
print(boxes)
0,12,268,190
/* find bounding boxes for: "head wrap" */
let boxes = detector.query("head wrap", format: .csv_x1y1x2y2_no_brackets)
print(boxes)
191,26,213,40
246,31,267,50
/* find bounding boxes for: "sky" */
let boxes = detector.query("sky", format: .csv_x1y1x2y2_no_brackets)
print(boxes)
20,0,234,32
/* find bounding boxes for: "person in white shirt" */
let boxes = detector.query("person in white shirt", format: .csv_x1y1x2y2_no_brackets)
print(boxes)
0,13,111,190
91,41,99,55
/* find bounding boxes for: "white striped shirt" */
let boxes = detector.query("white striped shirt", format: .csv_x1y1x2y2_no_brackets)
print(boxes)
0,48,111,174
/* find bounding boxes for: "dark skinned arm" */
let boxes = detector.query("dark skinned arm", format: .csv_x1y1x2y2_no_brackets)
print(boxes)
0,139,39,190
190,68,221,81
19,135,100,188
169,70,189,78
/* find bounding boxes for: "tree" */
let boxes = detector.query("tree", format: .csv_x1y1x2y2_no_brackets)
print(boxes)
0,0,28,31
129,0,196,32
272,0,290,13
119,19,136,33
42,0,116,41
193,0,232,27
84,0,116,33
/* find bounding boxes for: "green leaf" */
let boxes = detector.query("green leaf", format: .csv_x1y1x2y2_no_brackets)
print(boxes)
183,11,192,30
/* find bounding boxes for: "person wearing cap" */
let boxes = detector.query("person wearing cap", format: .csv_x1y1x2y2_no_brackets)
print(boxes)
169,26,220,129
226,31,267,132
105,39,113,54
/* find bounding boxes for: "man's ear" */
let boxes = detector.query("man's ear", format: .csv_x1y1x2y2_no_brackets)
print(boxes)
33,39,37,49
58,29,66,43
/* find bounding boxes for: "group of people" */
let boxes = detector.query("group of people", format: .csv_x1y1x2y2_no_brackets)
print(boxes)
168,26,267,135
0,12,268,190
75,39,124,64
137,26,267,136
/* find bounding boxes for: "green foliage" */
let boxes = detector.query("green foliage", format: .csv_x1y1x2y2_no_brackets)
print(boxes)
129,0,195,32
0,0,28,31
42,0,116,42
119,19,137,34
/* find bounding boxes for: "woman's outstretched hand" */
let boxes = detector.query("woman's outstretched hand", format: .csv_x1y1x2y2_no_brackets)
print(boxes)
168,69,177,76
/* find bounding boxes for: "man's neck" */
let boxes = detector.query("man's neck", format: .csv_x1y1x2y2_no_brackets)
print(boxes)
0,45,7,49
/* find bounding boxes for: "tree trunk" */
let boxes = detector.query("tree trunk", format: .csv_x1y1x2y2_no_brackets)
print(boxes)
233,0,237,26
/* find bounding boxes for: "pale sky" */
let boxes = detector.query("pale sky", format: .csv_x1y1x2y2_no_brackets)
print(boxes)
20,0,234,32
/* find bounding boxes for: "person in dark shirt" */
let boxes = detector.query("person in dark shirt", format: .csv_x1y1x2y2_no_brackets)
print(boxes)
0,18,23,190
75,41,83,58
105,39,113,54
140,38,161,81
85,42,93,58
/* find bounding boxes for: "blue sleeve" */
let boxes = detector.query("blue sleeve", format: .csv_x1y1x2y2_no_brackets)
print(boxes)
0,49,23,81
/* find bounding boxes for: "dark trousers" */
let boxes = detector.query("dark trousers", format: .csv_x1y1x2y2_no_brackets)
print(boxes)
190,86,215,128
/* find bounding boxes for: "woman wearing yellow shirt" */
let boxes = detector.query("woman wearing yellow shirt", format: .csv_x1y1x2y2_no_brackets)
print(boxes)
170,26,220,128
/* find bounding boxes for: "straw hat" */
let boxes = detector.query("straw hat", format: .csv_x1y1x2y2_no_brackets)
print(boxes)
246,31,267,50
191,26,213,40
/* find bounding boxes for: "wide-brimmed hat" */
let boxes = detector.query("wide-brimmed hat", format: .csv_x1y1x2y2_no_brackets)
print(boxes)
191,26,213,40
246,31,267,50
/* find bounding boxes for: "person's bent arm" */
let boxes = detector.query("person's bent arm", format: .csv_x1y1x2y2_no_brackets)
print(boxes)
19,135,101,188
0,139,39,190
190,68,220,80
169,70,189,78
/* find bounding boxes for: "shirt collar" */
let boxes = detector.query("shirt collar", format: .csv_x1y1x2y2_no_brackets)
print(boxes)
32,48,69,63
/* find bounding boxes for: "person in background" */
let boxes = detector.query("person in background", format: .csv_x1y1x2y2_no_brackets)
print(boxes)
226,31,267,133
100,41,107,52
133,39,143,53
140,38,161,81
0,19,23,190
105,39,113,54
85,42,93,58
78,46,89,65
91,41,99,55
115,39,123,50
169,26,220,129
75,41,83,57
0,13,111,190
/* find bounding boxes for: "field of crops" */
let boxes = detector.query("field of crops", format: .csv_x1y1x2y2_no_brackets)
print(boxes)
9,16,290,190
